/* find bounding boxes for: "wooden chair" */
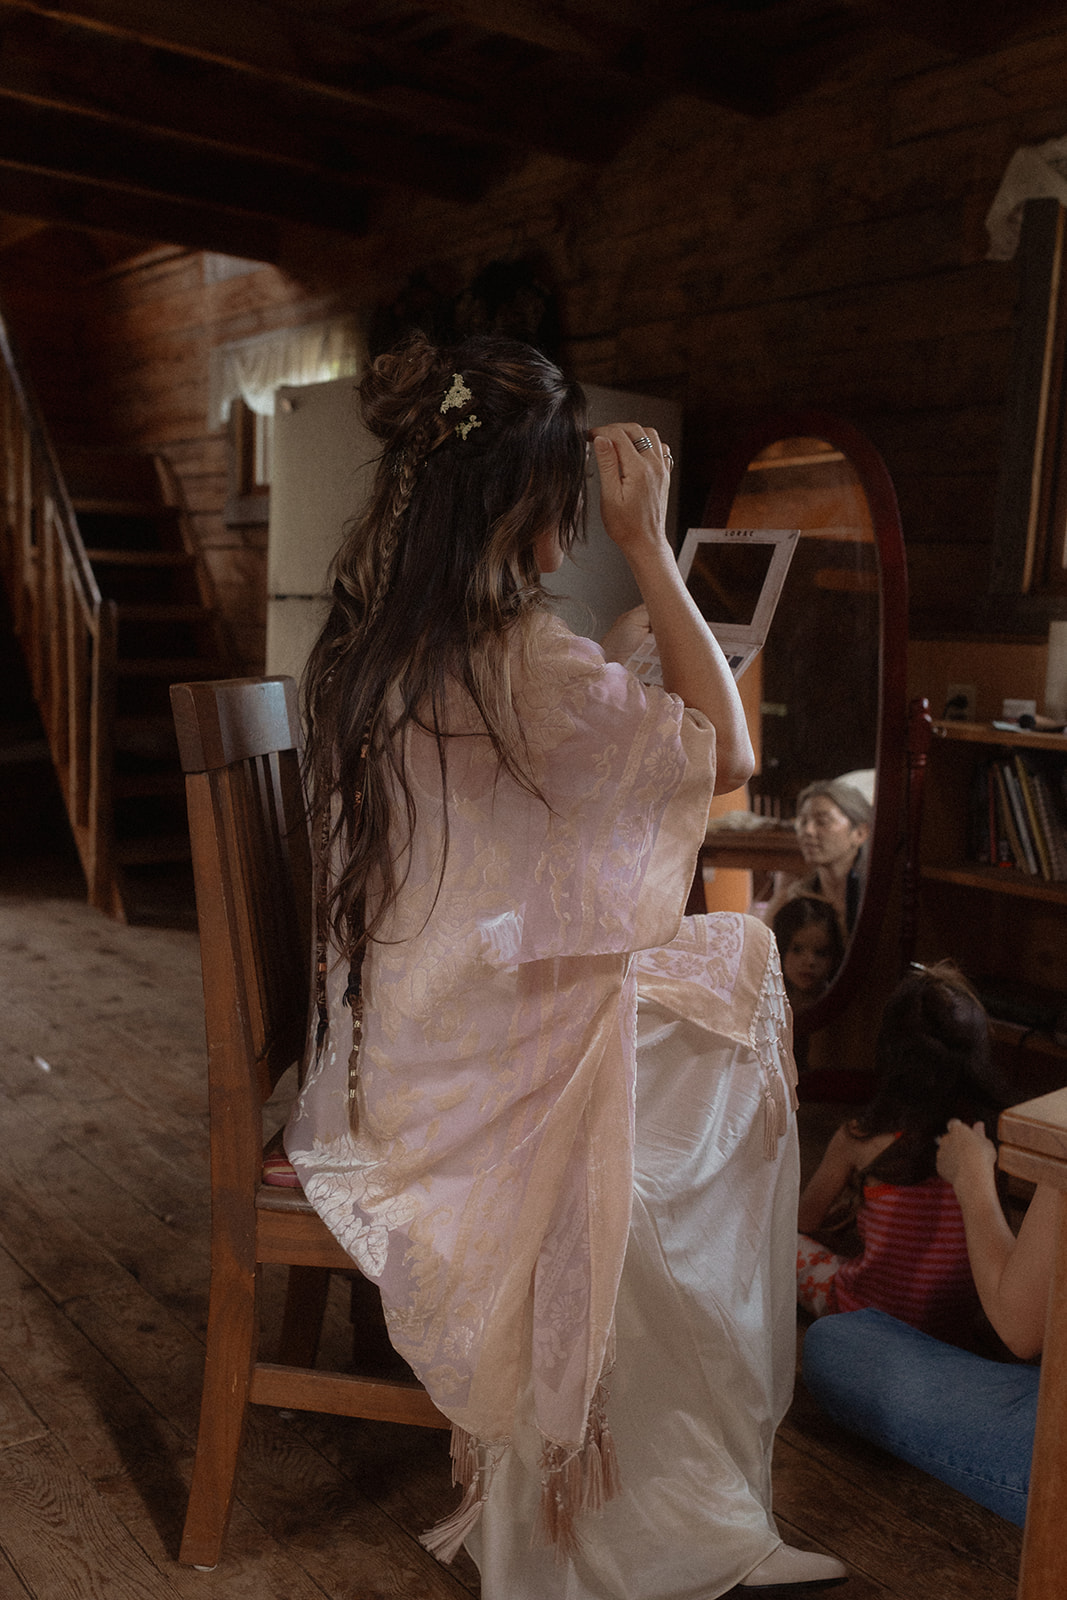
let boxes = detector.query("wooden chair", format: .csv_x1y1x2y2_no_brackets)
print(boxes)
997,1088,1067,1600
170,675,447,1571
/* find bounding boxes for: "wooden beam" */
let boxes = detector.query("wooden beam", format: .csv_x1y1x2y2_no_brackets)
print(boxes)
0,163,284,258
8,0,639,161
640,1,865,115
0,214,48,247
0,3,508,201
413,0,628,61
863,0,1067,55
0,97,369,233
377,0,787,113
0,0,877,133
375,0,788,121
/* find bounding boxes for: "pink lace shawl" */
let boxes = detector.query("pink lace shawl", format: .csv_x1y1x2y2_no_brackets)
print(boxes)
285,614,717,1551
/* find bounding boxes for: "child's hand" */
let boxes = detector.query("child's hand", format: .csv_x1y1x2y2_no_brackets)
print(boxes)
936,1118,996,1192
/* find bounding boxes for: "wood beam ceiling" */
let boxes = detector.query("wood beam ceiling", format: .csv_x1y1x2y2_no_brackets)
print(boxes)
0,164,284,258
3,0,644,162
0,7,509,201
0,0,668,252
0,0,1056,257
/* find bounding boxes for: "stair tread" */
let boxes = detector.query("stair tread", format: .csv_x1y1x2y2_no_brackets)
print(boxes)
116,713,176,730
117,657,228,677
86,548,194,566
114,715,179,756
74,498,178,516
116,603,211,622
114,772,186,798
114,833,191,865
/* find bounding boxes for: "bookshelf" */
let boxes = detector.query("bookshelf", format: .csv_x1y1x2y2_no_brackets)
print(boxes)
916,719,1067,1095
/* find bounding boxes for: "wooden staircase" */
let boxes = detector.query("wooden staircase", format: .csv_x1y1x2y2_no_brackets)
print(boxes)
0,309,233,920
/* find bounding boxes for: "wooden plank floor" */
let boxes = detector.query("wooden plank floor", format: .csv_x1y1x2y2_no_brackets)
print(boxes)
0,864,1025,1599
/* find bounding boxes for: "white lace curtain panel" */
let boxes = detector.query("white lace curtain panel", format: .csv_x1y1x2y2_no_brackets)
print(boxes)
987,136,1067,260
208,318,365,427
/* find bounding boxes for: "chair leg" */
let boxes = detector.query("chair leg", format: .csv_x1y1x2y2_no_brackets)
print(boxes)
277,1265,331,1367
179,1257,259,1568
350,1271,414,1377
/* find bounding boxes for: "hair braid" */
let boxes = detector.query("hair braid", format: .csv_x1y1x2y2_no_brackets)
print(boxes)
302,329,588,963
363,414,443,634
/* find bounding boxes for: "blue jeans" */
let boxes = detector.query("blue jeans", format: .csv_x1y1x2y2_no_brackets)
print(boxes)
801,1308,1039,1527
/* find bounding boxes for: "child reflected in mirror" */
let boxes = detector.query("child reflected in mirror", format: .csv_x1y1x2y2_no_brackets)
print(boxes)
772,894,843,1012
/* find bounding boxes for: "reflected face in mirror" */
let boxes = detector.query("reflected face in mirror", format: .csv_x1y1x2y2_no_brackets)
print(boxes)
772,893,845,1012
782,922,838,1006
790,780,873,939
795,796,869,877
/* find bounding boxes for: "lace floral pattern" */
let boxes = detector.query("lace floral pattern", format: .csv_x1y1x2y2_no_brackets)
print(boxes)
283,613,771,1549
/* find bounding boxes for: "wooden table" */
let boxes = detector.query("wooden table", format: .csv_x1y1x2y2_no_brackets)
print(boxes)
699,823,804,876
997,1088,1067,1599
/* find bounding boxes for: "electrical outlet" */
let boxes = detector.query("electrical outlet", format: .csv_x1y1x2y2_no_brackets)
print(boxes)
946,682,976,721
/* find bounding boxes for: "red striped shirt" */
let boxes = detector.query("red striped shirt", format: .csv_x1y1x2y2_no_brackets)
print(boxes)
833,1176,979,1342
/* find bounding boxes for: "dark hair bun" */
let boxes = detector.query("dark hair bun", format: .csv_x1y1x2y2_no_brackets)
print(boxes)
359,329,447,452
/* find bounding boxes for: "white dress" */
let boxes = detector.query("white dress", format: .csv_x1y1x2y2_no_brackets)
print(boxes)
467,945,800,1600
285,616,799,1595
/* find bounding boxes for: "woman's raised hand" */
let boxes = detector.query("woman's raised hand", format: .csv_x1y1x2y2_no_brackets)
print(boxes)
591,424,672,559
588,423,753,794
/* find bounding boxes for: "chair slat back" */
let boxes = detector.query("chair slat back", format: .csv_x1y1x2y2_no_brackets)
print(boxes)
171,678,311,1119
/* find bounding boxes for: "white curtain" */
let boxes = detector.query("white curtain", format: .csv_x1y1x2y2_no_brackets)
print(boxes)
208,317,365,427
987,136,1067,260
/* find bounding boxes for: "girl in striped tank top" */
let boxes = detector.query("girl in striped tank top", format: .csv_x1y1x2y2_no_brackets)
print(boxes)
796,961,1008,1345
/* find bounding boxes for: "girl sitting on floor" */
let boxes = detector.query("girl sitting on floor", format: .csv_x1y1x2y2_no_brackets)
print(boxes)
796,960,1008,1345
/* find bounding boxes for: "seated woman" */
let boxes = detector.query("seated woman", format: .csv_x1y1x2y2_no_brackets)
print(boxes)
802,1116,1052,1528
772,894,844,1012
765,779,872,941
284,332,847,1596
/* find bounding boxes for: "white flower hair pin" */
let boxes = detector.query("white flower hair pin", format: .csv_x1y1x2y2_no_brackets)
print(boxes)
440,373,473,413
440,372,481,440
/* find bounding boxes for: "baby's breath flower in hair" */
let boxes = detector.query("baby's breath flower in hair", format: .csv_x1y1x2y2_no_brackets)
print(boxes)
440,373,473,413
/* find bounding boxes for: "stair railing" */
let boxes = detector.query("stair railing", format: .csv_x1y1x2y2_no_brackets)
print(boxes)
0,304,119,915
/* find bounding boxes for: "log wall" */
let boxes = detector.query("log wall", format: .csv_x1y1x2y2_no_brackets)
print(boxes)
8,21,1067,665
82,249,344,670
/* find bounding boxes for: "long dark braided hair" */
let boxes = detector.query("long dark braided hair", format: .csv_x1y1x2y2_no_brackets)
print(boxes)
302,330,588,965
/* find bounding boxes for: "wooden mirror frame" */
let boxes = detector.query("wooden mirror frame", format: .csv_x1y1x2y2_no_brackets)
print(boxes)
703,409,909,1038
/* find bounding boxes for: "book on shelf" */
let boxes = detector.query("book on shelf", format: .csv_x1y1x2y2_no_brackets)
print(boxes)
1013,753,1053,879
993,760,1038,874
970,758,1012,866
965,749,1067,881
1022,752,1067,882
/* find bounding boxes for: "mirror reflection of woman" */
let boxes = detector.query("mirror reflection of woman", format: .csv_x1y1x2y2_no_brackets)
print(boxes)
766,779,872,942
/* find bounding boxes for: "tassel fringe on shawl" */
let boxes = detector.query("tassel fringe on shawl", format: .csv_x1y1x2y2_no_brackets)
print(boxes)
420,922,796,1566
420,1376,621,1566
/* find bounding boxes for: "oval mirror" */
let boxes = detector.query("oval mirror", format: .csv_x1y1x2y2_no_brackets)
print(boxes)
702,411,908,1040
